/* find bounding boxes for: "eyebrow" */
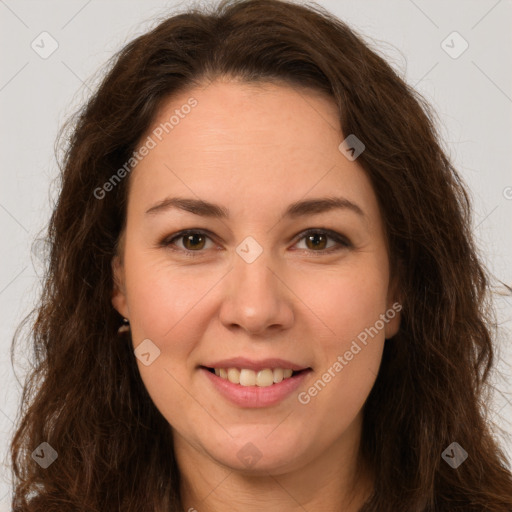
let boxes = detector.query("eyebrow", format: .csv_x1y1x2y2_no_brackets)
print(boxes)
145,196,365,219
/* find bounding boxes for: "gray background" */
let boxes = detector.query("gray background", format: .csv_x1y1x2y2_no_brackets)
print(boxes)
1,0,511,507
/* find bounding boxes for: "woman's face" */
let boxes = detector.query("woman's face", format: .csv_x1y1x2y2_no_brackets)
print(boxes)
112,79,400,475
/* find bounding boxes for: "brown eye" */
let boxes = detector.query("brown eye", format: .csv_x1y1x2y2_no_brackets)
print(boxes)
304,232,328,250
163,230,215,253
181,233,206,250
162,228,350,256
295,229,350,252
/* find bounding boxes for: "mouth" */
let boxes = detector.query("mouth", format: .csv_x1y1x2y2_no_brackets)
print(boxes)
201,366,310,387
200,364,313,408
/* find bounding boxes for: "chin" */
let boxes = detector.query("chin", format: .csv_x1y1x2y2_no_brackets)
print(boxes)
204,434,310,474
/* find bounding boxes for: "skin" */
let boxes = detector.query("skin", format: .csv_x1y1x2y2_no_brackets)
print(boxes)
111,78,401,511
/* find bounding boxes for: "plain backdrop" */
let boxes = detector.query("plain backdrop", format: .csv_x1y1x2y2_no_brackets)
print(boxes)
0,0,511,507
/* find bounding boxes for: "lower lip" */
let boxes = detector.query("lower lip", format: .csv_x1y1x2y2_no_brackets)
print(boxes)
200,367,311,408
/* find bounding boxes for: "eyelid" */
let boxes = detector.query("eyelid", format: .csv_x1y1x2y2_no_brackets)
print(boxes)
161,229,218,255
291,228,351,252
161,227,352,256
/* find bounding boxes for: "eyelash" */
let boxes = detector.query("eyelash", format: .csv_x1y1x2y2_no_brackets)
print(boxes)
160,228,352,257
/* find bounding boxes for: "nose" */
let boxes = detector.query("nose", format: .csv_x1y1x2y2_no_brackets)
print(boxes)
218,249,295,336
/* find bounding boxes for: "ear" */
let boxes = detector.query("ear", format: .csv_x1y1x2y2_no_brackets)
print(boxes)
384,273,402,339
111,254,129,318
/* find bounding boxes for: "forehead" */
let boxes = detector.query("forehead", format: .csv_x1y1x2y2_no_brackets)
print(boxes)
127,80,379,222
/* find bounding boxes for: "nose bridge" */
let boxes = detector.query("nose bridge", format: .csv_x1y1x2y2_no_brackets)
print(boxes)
219,242,293,334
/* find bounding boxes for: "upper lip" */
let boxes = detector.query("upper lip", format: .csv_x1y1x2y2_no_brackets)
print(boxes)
201,357,310,372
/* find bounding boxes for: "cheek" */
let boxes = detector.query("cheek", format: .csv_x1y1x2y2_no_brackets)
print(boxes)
123,257,217,428
295,259,389,348
294,261,388,407
124,250,218,342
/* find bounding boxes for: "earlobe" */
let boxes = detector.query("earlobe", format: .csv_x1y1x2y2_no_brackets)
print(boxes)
385,275,402,339
384,302,401,339
111,254,129,318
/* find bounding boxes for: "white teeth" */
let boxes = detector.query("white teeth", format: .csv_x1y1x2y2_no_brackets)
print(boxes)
239,369,256,386
256,369,274,387
227,368,240,384
213,367,298,387
273,368,284,383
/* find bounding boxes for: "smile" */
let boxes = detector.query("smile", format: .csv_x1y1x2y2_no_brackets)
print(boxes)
200,365,312,408
209,367,297,387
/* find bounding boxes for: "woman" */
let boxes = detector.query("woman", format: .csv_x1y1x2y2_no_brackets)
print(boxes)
10,0,512,510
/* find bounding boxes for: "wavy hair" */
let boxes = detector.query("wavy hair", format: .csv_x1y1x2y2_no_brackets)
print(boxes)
10,0,512,510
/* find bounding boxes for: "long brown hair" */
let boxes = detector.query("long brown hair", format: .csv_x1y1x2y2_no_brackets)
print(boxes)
10,0,512,510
